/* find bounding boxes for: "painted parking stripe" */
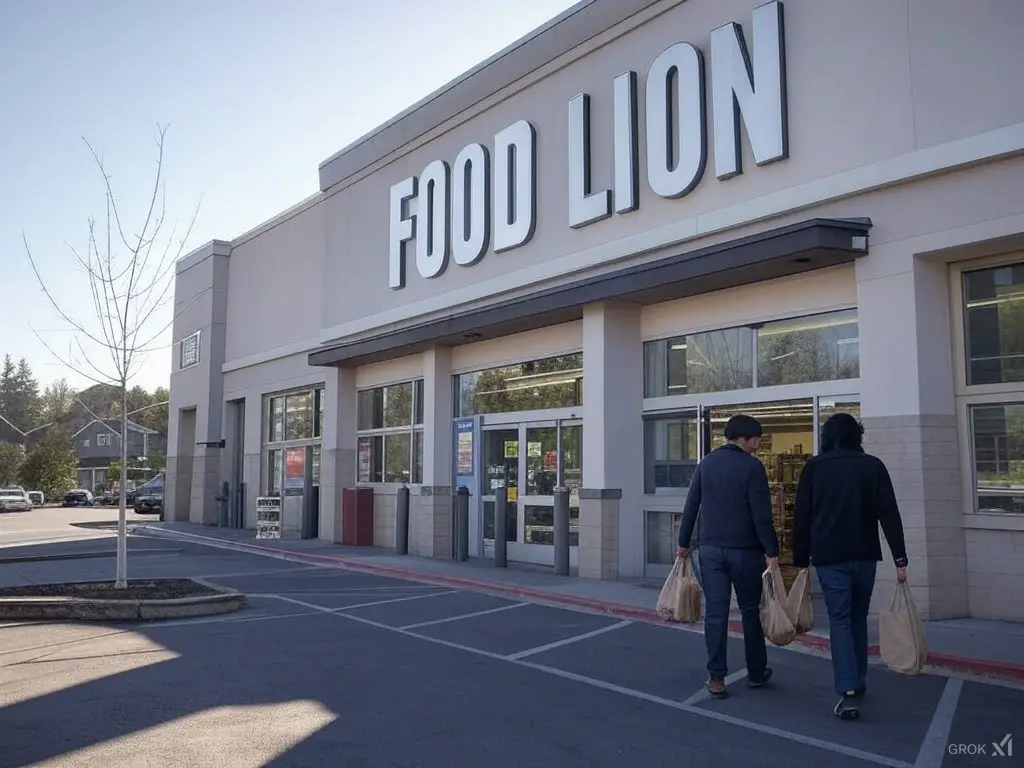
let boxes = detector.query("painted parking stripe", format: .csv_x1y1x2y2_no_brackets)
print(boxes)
262,593,910,768
913,678,963,768
142,610,323,629
506,620,633,661
399,602,529,630
251,589,460,612
683,669,749,705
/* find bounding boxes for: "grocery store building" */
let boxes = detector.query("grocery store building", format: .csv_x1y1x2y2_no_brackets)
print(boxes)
167,0,1024,621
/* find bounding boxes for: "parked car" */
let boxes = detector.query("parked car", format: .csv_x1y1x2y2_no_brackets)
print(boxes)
0,488,31,512
27,491,44,506
62,489,94,507
133,473,164,515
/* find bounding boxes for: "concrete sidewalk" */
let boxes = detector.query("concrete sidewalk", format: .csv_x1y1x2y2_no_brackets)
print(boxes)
130,521,1024,684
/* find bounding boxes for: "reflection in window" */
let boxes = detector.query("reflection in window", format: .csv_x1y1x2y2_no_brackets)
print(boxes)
644,414,699,494
646,511,682,566
964,263,1024,385
644,328,753,398
455,354,583,417
285,392,313,441
268,397,285,442
356,379,424,484
971,403,1024,514
757,310,859,387
266,449,282,496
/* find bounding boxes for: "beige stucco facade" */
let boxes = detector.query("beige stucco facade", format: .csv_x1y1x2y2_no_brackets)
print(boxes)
167,0,1024,621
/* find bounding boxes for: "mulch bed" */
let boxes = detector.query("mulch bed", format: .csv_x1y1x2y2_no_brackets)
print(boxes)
0,579,217,601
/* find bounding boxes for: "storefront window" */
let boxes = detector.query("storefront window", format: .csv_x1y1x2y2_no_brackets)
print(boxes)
356,379,424,484
644,327,753,397
643,412,699,494
963,262,1024,386
756,309,859,386
970,403,1024,514
455,353,583,417
261,385,324,495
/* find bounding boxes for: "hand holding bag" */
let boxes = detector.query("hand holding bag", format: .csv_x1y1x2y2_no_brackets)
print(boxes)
879,580,928,675
784,567,814,634
760,564,797,646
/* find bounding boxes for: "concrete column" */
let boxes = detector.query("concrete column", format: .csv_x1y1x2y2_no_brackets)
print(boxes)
412,346,453,557
856,248,967,620
320,366,357,542
579,301,644,579
242,397,262,530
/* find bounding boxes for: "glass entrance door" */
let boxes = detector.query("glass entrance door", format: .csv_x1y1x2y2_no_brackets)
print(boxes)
480,420,582,567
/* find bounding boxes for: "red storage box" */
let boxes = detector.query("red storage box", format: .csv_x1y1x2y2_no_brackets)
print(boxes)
342,487,375,546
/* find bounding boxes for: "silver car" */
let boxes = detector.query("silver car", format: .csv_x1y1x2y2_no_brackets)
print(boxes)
0,488,31,512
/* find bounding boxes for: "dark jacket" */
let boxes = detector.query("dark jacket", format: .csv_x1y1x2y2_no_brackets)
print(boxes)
792,448,909,568
678,444,779,557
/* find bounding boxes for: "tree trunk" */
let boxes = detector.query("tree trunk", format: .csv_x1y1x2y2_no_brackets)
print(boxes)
115,382,128,588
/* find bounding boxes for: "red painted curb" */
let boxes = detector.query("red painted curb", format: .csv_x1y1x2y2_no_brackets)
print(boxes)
148,528,1024,683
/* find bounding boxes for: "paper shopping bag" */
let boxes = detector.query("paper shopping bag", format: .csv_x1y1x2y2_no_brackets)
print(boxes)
784,567,814,634
760,565,796,646
879,581,928,675
673,554,702,623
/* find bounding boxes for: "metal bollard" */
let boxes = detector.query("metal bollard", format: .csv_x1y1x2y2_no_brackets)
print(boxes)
553,486,570,576
494,485,508,568
396,486,410,555
455,486,470,562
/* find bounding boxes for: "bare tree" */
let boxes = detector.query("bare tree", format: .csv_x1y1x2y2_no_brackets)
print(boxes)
23,124,200,588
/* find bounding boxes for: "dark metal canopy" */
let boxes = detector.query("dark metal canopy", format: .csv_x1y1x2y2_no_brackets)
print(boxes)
309,217,872,368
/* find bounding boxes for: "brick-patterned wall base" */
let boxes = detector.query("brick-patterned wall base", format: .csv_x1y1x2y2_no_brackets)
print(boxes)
862,414,968,620
579,489,620,581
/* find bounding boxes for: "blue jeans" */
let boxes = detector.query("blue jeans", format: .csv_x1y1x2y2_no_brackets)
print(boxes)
816,561,877,696
700,545,768,680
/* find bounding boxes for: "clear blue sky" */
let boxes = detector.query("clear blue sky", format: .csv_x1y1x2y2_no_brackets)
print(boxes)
0,0,576,394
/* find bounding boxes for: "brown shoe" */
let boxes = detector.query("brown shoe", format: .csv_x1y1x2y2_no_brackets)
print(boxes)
706,676,728,699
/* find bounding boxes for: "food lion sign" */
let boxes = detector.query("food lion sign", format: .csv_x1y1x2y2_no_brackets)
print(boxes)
388,1,788,289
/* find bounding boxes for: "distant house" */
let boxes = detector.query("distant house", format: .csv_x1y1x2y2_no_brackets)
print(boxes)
72,419,167,492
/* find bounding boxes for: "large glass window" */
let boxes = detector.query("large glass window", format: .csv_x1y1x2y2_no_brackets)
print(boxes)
964,262,1024,386
262,385,324,495
455,353,583,417
756,309,859,386
644,309,860,398
357,379,424,484
644,328,753,397
643,412,699,494
970,403,1024,514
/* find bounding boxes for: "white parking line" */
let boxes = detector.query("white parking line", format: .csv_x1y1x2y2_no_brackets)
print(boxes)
144,610,323,629
399,602,528,630
260,593,910,768
684,669,748,705
191,565,326,579
506,620,632,660
250,589,460,612
913,678,963,768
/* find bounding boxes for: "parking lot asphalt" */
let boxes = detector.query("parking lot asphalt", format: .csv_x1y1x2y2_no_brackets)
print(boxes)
1,538,1021,768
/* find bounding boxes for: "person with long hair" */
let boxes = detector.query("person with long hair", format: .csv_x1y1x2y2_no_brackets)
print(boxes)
793,412,909,721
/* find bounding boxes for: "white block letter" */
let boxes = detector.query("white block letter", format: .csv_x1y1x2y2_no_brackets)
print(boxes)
711,0,788,180
493,119,537,253
452,143,490,266
416,159,450,279
388,176,417,289
613,71,639,214
568,93,611,229
646,42,707,199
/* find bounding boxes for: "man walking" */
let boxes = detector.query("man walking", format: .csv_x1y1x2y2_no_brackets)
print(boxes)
678,414,780,699
793,412,909,721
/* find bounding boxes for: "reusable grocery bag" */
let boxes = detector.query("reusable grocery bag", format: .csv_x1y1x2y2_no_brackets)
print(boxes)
784,567,814,634
879,581,928,675
760,565,796,646
656,555,702,623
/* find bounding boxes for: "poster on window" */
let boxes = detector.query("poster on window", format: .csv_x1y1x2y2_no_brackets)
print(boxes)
358,440,372,482
284,448,305,496
457,427,474,476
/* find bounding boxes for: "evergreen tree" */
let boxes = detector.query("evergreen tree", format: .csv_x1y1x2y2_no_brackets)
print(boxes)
13,358,41,428
41,378,76,423
0,441,25,486
0,356,17,428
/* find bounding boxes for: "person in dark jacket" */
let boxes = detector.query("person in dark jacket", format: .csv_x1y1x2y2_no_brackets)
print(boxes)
793,412,909,721
678,414,780,699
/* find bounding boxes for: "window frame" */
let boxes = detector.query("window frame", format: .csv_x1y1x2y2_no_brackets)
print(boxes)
96,433,112,447
355,378,425,486
261,384,326,496
950,254,1024,527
